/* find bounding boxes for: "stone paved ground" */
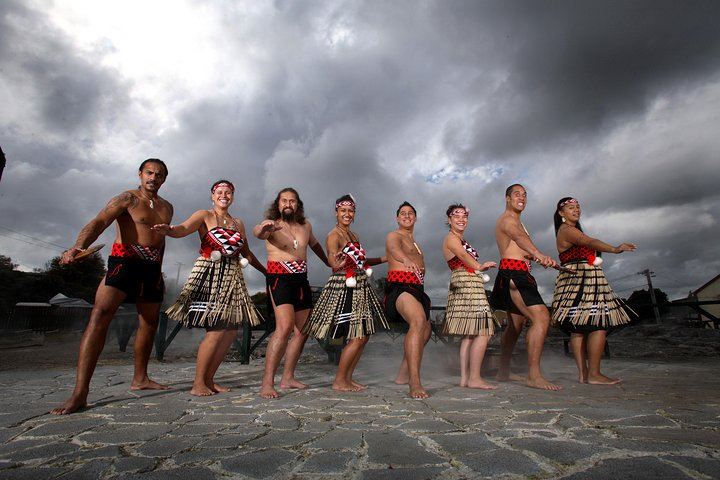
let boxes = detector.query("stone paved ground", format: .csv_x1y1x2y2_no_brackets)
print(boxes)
0,327,719,479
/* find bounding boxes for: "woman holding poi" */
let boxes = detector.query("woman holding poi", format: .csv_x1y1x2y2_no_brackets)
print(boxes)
152,180,265,396
441,204,499,389
551,197,636,385
303,194,388,391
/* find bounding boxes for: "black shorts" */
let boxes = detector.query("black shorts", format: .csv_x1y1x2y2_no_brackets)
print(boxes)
105,256,164,303
384,282,431,323
490,268,545,313
267,272,313,311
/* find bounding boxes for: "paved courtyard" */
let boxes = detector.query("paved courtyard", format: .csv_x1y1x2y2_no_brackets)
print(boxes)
0,327,719,479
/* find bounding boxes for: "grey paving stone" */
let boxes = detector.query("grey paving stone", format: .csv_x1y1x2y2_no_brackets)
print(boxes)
661,455,720,478
246,430,318,448
561,456,692,479
220,447,297,478
426,432,496,456
77,423,176,444
51,459,113,480
135,436,198,457
307,429,364,450
114,466,222,480
0,466,67,479
359,466,447,479
19,417,107,438
459,448,544,477
112,456,158,473
364,430,446,467
614,426,720,447
296,450,356,473
198,433,265,449
169,447,238,465
506,437,609,466
1,441,81,463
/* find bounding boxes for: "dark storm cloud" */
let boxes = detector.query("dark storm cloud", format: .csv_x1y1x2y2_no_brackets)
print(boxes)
429,0,720,160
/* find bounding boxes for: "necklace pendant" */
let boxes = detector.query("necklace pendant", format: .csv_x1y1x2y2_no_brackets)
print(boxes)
149,199,154,209
293,239,299,250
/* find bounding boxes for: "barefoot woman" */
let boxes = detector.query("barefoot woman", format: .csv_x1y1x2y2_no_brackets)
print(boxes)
441,204,498,389
552,197,636,384
153,180,265,396
304,195,388,391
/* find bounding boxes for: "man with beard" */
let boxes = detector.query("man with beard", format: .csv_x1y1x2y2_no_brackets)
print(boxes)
490,184,561,391
254,188,329,398
51,159,173,414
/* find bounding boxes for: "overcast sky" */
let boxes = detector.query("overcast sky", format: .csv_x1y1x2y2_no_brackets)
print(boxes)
1,0,719,305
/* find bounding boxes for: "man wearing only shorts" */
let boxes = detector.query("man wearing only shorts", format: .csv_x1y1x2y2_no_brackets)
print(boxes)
51,159,173,415
491,184,562,391
254,188,329,398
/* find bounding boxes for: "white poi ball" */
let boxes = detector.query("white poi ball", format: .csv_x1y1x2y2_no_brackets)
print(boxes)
480,273,491,283
593,257,603,266
365,267,373,278
210,250,221,261
240,258,249,268
345,277,357,288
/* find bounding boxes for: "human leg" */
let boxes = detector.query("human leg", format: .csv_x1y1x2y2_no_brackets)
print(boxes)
396,293,431,399
569,333,588,383
496,312,526,382
279,308,310,389
131,302,169,391
208,329,238,392
50,282,126,415
192,330,225,396
333,336,369,391
587,330,619,384
260,303,295,398
467,334,496,389
459,336,472,387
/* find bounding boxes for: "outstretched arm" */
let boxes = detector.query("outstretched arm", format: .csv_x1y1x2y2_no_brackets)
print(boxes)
502,217,557,268
152,210,207,238
62,192,135,264
563,226,636,254
446,234,496,272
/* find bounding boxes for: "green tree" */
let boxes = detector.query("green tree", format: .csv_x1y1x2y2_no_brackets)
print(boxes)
42,252,106,302
627,288,670,321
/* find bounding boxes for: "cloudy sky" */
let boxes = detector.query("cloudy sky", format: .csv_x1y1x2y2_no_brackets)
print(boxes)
1,0,719,305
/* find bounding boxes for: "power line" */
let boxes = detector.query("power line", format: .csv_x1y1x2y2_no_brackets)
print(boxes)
0,225,67,251
0,231,65,253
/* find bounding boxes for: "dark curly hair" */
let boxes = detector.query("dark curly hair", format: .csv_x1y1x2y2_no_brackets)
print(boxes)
265,187,306,224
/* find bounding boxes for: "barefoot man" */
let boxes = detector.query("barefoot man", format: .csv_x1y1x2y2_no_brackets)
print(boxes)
254,188,329,398
51,159,173,415
385,201,432,399
490,184,562,391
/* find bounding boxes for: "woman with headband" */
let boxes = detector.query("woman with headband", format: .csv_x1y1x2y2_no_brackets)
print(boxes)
441,204,499,389
552,197,636,385
304,194,388,391
153,180,266,396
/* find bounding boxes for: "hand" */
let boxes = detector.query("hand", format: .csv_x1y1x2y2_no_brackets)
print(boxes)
151,224,172,235
260,220,281,234
479,261,497,272
615,243,636,253
60,247,81,265
403,259,422,273
534,253,558,269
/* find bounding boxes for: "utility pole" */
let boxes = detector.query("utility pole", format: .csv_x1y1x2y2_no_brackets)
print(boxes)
637,269,661,324
175,262,184,289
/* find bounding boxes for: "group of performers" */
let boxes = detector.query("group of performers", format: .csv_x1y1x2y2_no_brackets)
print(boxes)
50,160,636,414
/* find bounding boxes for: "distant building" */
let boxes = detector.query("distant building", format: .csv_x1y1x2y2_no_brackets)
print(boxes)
675,274,720,328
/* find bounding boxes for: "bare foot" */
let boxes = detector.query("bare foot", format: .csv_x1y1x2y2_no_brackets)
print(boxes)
131,378,170,391
190,385,215,396
279,378,307,389
394,374,409,385
527,376,563,391
466,379,498,390
409,385,429,399
351,380,368,390
588,374,621,385
212,383,231,393
50,396,87,415
259,385,279,399
332,381,363,392
496,372,526,383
